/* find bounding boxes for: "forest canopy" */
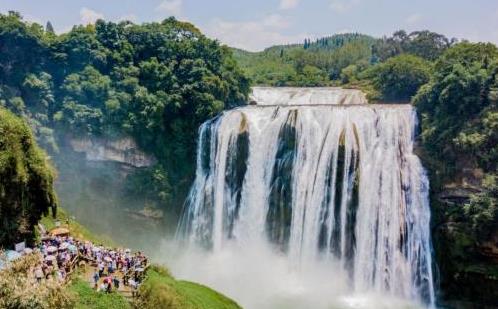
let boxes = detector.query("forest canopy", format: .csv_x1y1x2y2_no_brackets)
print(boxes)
0,12,250,209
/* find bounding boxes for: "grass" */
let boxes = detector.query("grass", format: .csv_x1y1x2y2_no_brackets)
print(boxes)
68,278,131,309
40,207,115,246
136,265,242,309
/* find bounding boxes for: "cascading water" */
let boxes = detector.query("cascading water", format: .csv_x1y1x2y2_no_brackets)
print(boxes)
175,87,435,309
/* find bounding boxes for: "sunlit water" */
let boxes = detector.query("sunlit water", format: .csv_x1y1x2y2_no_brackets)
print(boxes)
171,88,435,309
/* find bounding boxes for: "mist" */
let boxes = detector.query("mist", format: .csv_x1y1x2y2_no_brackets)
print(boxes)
158,239,425,309
52,139,178,254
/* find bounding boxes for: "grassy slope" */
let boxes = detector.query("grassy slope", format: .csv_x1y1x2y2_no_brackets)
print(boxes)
69,278,131,309
137,265,241,309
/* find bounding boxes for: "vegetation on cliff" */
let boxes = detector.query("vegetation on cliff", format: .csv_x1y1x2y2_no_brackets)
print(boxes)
413,42,498,304
0,11,250,212
0,107,57,247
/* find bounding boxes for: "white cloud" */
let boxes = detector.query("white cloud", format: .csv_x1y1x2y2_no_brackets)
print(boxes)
329,0,360,13
405,13,421,25
279,0,299,10
118,14,138,23
337,28,353,34
156,0,183,17
80,7,104,25
262,14,290,29
203,15,306,51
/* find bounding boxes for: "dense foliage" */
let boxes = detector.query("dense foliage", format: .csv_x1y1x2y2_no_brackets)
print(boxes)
365,54,432,101
0,12,249,210
0,108,57,247
233,33,375,86
234,30,454,96
414,42,498,238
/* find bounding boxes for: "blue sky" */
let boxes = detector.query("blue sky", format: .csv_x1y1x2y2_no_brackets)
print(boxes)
1,0,497,51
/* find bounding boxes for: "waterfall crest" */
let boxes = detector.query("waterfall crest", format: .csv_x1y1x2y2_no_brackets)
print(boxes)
250,86,368,105
178,88,435,307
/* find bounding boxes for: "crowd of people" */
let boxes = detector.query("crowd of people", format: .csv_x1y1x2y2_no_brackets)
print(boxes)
34,235,80,283
34,233,148,295
87,244,148,294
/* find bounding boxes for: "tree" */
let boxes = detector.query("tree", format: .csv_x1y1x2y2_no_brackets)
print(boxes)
367,54,431,101
0,12,250,211
46,21,55,33
0,108,57,246
414,42,498,162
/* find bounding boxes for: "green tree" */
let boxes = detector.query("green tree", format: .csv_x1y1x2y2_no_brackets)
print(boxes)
367,54,431,101
45,21,55,34
0,108,57,246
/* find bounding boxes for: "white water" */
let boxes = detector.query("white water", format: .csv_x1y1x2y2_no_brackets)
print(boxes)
250,86,368,105
174,88,435,309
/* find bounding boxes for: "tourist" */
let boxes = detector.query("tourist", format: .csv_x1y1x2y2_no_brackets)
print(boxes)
34,234,148,297
113,275,120,289
98,261,105,277
35,266,44,283
93,270,100,288
129,278,137,297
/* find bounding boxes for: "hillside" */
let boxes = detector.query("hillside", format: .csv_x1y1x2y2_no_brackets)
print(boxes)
231,31,452,89
232,33,375,86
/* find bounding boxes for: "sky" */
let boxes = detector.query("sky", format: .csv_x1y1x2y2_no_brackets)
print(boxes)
1,0,497,51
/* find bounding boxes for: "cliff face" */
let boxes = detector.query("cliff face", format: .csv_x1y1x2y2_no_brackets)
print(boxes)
69,137,156,168
432,166,498,307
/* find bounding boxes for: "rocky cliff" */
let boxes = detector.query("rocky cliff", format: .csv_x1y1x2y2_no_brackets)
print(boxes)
432,166,498,307
69,137,156,168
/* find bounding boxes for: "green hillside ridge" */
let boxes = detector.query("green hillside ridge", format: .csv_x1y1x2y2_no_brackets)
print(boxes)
232,30,452,92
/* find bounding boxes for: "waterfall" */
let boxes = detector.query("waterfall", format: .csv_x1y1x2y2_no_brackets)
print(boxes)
177,88,435,308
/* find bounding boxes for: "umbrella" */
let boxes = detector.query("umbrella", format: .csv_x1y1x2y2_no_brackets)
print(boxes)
6,250,22,261
45,255,56,261
68,245,77,252
125,248,131,253
49,227,70,236
59,243,69,250
104,256,112,262
47,246,58,253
